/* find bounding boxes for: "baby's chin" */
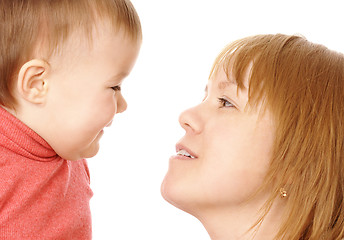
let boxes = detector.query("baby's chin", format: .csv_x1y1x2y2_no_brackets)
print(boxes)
58,141,101,161
80,142,102,160
77,130,105,160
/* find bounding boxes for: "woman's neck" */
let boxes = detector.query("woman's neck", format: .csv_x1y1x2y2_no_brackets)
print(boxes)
196,198,285,240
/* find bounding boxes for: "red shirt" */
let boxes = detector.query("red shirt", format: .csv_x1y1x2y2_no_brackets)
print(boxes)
0,107,93,239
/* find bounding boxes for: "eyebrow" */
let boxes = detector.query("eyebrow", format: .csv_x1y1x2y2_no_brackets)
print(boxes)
205,76,240,93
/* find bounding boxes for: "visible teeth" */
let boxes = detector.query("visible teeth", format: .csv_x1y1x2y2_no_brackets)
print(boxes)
177,149,195,159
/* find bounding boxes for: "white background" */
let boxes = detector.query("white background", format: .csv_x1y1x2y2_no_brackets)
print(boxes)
89,0,344,239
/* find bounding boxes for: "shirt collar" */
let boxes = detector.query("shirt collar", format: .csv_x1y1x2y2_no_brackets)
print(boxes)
0,106,58,161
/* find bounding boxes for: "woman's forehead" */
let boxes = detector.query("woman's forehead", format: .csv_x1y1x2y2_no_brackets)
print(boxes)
210,62,252,90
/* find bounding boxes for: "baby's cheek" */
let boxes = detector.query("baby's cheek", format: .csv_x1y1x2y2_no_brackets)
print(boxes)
98,104,116,127
105,102,117,120
96,96,117,118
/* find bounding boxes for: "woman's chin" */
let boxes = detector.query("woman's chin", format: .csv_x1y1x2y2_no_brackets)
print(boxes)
161,175,198,215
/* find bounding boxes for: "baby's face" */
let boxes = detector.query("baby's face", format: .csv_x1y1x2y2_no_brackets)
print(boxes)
42,25,140,160
162,65,275,215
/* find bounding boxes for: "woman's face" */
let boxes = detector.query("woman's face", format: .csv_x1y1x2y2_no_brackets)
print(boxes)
161,66,276,215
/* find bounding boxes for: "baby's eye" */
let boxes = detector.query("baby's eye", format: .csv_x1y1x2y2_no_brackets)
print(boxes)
218,97,234,108
111,85,121,91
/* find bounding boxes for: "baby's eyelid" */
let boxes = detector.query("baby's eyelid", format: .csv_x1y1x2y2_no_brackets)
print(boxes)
111,85,121,91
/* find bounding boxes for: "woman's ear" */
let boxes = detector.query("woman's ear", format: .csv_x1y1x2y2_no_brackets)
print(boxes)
16,59,50,104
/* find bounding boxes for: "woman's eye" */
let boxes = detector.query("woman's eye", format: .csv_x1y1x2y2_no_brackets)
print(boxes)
218,97,234,108
111,85,121,91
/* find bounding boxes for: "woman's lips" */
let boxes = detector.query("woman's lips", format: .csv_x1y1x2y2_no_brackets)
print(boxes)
170,143,198,160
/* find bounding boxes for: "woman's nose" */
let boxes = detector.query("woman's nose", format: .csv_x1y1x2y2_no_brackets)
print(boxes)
178,104,203,134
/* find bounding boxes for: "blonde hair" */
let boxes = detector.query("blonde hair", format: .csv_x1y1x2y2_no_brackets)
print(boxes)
0,0,142,109
210,34,344,239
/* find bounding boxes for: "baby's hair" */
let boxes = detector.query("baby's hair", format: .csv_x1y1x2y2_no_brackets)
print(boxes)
0,0,142,109
210,34,344,239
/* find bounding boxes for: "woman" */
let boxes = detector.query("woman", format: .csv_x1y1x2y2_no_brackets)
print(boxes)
161,34,344,239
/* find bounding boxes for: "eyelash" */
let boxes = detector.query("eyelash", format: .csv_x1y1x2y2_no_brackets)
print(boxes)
111,86,121,91
218,97,234,108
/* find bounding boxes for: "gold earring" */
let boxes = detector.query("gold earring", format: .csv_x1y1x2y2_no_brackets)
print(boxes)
280,188,287,198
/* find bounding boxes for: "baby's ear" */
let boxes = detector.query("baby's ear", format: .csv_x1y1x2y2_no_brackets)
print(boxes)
16,59,50,104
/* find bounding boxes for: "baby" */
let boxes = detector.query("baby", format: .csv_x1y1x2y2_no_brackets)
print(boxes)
0,0,141,239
